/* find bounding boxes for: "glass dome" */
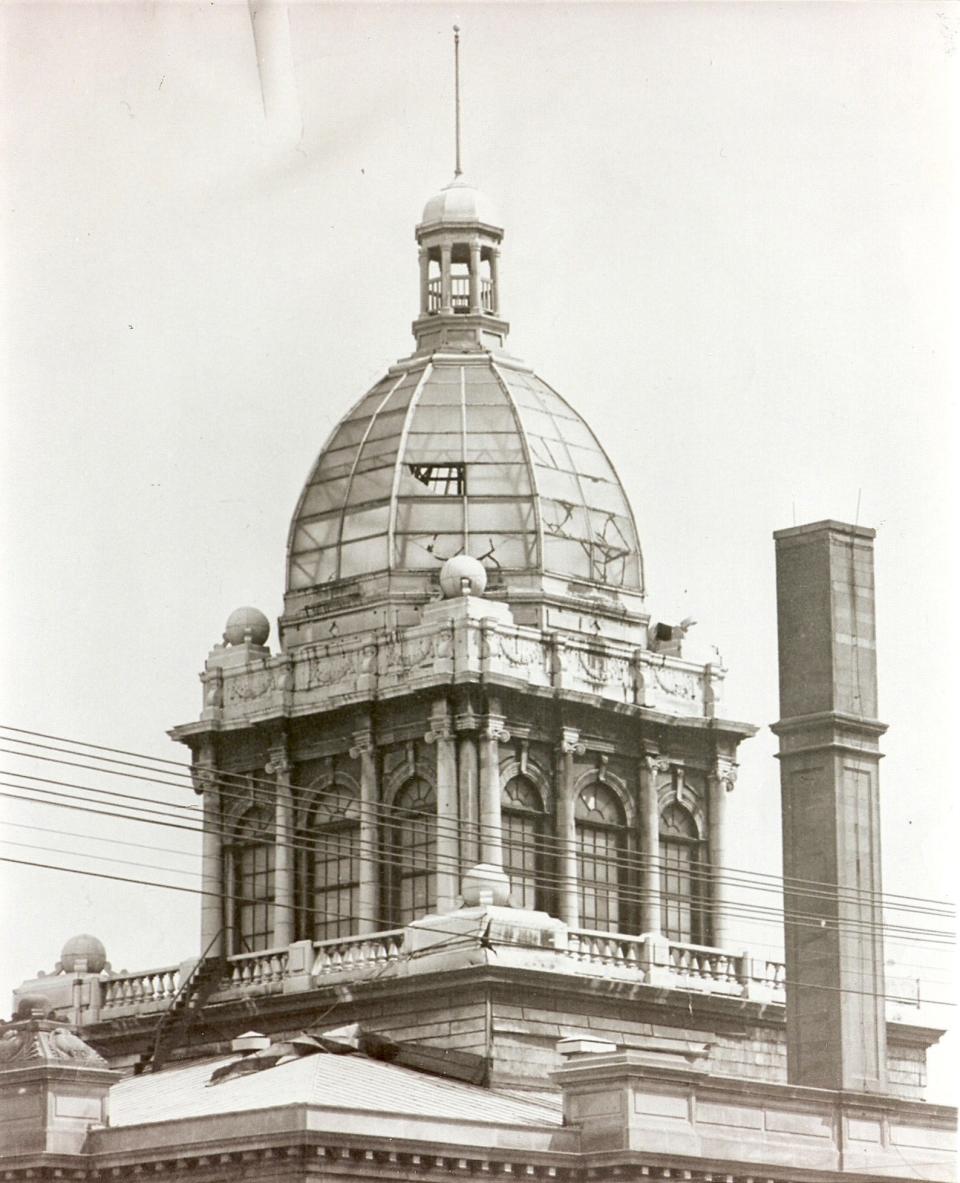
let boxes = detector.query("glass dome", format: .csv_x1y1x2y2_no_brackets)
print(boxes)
287,355,643,595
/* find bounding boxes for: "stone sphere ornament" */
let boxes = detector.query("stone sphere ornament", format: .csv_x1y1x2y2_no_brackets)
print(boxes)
59,934,107,974
460,863,511,907
223,606,270,647
439,554,487,599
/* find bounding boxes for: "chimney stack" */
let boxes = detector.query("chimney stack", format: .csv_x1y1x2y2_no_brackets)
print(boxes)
772,520,887,1093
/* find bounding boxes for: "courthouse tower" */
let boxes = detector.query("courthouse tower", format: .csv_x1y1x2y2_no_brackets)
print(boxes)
170,169,755,979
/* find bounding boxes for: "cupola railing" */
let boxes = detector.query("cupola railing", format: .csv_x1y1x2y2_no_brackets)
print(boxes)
427,275,494,314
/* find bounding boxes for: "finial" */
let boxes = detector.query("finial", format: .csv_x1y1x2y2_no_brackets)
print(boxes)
453,25,462,177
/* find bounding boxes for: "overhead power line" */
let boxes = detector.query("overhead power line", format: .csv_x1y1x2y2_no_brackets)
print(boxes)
0,729,952,918
1,779,954,950
1,854,953,1011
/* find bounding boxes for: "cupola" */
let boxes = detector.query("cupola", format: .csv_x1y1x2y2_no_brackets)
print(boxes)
413,174,507,354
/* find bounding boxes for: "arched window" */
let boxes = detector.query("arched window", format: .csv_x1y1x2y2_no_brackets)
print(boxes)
660,801,707,944
502,776,546,910
229,802,274,954
390,778,436,925
575,783,626,933
306,785,361,941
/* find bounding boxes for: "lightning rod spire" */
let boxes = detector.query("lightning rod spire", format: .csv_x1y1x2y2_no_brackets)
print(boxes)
453,25,462,177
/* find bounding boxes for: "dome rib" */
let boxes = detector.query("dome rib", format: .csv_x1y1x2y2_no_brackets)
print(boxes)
336,370,409,581
490,359,545,573
385,360,434,577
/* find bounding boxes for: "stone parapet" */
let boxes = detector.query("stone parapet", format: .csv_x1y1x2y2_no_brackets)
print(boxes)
553,1049,956,1179
185,611,730,731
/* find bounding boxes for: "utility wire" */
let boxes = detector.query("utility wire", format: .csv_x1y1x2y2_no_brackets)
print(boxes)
3,724,950,912
1,854,952,1011
2,782,954,951
1,830,951,983
0,743,952,923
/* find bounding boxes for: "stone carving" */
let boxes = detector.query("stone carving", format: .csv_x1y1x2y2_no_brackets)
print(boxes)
225,669,276,704
0,1022,108,1066
651,665,699,702
494,632,544,671
304,649,355,690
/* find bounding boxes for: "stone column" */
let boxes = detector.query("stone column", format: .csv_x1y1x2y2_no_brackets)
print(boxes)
556,728,585,928
490,246,500,315
478,713,510,868
350,727,379,934
267,743,295,948
638,752,667,935
426,702,460,914
708,758,737,950
192,740,224,958
468,238,481,312
419,247,430,315
440,242,452,313
457,726,480,869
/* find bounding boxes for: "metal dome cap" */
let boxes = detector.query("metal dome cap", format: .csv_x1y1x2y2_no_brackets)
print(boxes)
419,176,501,230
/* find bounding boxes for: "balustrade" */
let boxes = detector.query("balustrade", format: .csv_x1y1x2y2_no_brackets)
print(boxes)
312,930,405,977
101,966,180,1014
226,948,288,994
426,276,493,313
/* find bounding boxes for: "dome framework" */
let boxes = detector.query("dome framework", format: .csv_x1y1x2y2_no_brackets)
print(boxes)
287,354,644,596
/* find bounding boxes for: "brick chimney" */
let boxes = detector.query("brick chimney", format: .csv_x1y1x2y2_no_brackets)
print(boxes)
771,520,887,1093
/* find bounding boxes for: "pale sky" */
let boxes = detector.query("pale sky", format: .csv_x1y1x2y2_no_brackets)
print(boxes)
1,2,956,1099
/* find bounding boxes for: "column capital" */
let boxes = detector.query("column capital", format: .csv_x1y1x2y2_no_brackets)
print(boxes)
265,746,292,778
349,729,375,759
641,751,670,777
559,727,585,757
191,764,218,797
481,715,511,744
425,719,455,743
709,756,738,793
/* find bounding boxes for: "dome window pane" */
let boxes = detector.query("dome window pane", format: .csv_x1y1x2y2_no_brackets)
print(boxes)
467,464,531,496
467,499,535,532
339,536,389,578
396,500,466,534
340,504,390,542
348,466,396,503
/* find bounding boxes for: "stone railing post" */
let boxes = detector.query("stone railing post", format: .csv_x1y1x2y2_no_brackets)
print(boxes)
557,728,586,928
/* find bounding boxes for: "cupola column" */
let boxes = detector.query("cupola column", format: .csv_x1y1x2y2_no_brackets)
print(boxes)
350,725,380,935
638,752,667,935
266,742,295,948
468,238,482,312
427,702,460,913
557,729,585,928
418,247,430,316
489,246,501,315
708,759,737,949
192,738,224,958
479,712,510,868
439,243,453,314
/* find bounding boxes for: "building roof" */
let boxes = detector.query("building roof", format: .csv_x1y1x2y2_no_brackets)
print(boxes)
286,355,644,595
108,1050,564,1131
